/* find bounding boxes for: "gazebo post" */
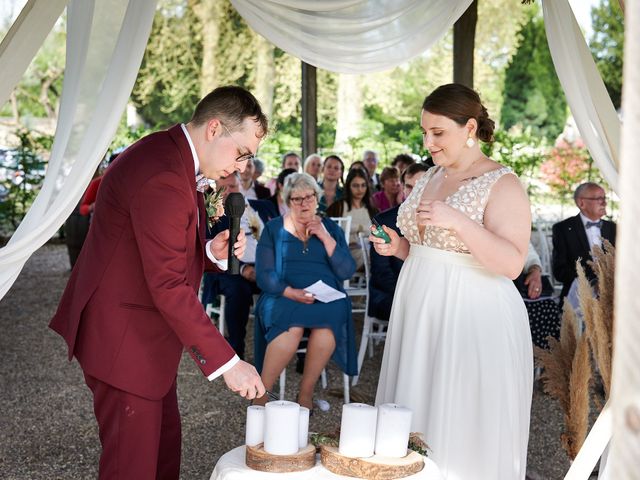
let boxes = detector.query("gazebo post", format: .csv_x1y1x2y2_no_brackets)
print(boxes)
610,0,640,475
301,61,317,160
453,0,477,88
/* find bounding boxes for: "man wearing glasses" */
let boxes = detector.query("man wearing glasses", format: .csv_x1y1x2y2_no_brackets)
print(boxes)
50,86,266,479
552,182,616,304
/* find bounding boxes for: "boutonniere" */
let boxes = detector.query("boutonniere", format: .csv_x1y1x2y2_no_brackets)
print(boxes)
204,182,225,229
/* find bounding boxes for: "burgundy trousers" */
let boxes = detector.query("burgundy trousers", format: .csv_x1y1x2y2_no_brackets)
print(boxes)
84,373,181,480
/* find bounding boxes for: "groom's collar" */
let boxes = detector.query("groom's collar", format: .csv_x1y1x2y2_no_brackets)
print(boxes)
180,123,200,176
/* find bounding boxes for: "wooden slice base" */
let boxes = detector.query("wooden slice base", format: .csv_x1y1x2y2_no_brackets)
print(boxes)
245,443,316,473
320,445,424,480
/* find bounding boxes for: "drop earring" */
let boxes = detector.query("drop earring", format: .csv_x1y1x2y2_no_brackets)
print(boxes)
466,137,475,148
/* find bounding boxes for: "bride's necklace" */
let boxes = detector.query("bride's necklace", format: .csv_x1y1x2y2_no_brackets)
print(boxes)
292,220,310,254
443,156,482,182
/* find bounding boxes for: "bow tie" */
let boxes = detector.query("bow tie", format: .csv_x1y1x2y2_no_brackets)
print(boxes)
586,220,602,229
195,174,209,193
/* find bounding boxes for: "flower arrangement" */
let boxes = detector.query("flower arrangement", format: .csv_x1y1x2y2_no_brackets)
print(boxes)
204,184,225,229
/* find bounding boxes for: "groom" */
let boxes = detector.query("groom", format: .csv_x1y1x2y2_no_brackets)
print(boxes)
50,86,267,479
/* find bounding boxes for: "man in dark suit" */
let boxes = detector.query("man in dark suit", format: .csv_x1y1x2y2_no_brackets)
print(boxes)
552,182,616,302
240,156,270,200
363,149,381,191
203,173,277,359
49,86,266,479
368,163,429,319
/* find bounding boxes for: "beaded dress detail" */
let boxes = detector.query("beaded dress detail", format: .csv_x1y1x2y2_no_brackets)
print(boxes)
397,165,515,253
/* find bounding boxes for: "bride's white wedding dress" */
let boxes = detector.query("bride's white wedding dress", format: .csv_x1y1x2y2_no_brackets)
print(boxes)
376,166,533,480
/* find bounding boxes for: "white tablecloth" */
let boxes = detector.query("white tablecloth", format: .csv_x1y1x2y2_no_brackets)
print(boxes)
210,446,444,480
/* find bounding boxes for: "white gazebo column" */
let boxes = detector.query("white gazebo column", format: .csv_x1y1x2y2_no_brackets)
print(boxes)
610,0,640,476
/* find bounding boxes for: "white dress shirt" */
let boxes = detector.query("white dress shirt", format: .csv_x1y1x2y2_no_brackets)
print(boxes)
240,181,258,201
579,212,603,249
180,124,240,379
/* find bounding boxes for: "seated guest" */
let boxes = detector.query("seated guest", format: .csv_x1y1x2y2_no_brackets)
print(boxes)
240,157,270,200
362,150,381,191
268,168,297,217
371,166,402,212
318,154,345,212
326,169,378,270
253,173,357,410
253,157,265,183
391,153,415,174
79,152,118,217
303,153,322,181
552,182,616,305
266,152,302,194
349,160,369,177
514,243,560,349
202,173,278,359
368,163,428,320
282,151,302,172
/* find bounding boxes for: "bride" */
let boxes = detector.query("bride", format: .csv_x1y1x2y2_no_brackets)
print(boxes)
372,83,533,480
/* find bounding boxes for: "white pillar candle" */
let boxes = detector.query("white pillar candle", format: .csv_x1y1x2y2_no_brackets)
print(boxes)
298,406,310,449
245,405,265,447
339,403,378,458
264,401,300,455
374,403,413,457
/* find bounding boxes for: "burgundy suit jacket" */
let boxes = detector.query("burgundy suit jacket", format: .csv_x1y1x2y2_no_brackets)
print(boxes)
50,125,235,400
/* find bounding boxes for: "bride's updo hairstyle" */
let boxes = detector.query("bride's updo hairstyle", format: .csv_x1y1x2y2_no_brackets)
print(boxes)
421,83,495,143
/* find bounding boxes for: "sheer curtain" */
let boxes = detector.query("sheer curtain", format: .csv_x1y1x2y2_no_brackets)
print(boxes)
230,0,472,74
0,0,69,107
0,0,157,299
543,0,620,193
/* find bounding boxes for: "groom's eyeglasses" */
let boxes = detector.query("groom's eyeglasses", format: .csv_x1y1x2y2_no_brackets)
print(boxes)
221,123,256,163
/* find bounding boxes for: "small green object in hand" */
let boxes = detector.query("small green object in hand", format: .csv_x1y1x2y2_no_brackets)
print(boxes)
371,218,391,243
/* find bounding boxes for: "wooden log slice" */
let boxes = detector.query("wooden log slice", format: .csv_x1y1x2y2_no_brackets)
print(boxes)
245,443,316,473
320,445,425,480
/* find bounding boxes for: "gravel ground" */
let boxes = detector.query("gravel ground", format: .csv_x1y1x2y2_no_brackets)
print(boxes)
0,243,585,479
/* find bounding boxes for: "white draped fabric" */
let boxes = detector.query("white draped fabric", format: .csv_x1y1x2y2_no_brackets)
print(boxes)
610,0,640,476
230,0,472,74
543,0,620,193
0,0,157,299
0,0,69,107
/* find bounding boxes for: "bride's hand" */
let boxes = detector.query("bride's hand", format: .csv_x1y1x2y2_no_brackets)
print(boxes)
416,200,466,231
369,225,401,257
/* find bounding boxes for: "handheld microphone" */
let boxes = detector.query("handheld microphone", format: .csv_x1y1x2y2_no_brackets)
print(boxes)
224,192,246,275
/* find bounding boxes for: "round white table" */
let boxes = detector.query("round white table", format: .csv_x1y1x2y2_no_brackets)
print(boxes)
210,446,444,480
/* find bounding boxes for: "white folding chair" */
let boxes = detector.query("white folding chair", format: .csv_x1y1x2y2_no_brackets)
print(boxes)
199,278,226,337
330,216,367,314
279,344,328,400
352,232,389,386
205,295,226,337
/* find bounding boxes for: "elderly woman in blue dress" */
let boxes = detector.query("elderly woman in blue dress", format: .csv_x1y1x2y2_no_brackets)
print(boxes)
253,173,357,409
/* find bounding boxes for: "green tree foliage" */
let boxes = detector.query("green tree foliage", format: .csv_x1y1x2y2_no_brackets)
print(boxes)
482,127,547,196
501,7,567,141
0,17,65,123
474,0,529,123
0,130,52,233
131,1,203,129
589,0,624,109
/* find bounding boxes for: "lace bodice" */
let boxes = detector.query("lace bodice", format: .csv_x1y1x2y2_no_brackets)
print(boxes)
397,165,515,253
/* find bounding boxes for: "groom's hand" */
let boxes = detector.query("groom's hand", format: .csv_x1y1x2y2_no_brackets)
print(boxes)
210,229,247,261
222,360,265,399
